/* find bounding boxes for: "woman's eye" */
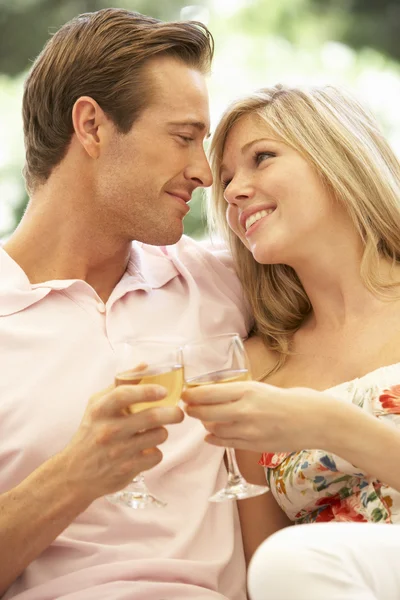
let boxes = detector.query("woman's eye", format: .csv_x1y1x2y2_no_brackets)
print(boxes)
221,179,231,190
254,151,275,165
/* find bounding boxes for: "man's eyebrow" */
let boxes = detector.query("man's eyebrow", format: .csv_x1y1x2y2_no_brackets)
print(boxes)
167,121,211,138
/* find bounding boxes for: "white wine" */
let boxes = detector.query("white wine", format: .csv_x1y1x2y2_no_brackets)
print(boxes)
116,364,183,413
185,368,250,387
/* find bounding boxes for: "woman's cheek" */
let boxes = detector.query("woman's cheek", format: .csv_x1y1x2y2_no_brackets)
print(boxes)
226,205,245,243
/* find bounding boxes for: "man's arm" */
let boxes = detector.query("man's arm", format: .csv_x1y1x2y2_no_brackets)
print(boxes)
0,383,182,596
0,453,95,595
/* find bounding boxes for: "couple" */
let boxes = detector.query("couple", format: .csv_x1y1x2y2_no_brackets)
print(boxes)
1,7,400,600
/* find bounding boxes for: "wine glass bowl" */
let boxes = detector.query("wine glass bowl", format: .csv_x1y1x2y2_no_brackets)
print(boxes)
115,364,183,413
182,333,269,502
106,340,184,509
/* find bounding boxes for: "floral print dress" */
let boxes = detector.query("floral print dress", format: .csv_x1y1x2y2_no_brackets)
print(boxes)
260,363,400,524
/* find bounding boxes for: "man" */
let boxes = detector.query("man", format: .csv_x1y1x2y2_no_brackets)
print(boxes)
0,8,250,600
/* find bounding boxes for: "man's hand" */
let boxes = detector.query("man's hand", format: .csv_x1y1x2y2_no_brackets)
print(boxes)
61,383,184,501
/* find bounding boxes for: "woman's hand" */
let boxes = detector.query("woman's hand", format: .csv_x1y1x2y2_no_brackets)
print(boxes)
183,380,400,494
182,381,348,453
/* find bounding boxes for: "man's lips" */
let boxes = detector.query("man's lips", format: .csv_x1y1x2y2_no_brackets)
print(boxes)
166,191,191,204
166,191,191,212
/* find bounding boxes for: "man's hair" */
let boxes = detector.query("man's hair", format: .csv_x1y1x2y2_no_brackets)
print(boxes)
209,84,400,373
23,8,214,192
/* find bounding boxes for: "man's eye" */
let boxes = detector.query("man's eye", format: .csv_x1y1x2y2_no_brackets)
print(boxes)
178,135,194,143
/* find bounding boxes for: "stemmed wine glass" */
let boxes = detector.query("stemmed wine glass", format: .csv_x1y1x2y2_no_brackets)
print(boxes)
106,339,184,509
182,333,269,502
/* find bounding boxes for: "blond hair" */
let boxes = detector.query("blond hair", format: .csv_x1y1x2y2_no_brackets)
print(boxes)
209,85,400,371
23,8,214,193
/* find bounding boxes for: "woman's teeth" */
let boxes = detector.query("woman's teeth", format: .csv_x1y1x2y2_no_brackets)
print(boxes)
245,208,274,231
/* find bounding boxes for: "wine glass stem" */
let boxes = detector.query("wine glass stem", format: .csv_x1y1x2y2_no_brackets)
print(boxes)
131,472,147,488
225,447,245,484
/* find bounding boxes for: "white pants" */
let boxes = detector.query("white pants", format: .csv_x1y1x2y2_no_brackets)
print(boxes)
248,522,400,600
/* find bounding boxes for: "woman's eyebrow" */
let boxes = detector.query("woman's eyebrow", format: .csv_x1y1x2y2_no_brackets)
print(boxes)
220,137,278,174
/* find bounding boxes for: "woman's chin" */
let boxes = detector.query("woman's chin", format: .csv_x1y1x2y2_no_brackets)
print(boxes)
250,244,284,266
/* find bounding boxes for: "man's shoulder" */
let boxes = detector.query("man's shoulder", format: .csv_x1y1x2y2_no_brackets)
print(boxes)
162,235,235,272
137,236,245,302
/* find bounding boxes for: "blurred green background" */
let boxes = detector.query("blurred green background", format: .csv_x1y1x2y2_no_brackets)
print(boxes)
1,0,400,239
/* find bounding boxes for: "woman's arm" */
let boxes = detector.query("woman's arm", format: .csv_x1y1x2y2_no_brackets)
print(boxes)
326,402,400,492
183,382,400,493
237,450,291,565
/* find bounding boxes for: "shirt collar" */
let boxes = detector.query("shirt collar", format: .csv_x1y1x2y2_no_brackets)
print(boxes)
129,243,180,289
0,243,179,317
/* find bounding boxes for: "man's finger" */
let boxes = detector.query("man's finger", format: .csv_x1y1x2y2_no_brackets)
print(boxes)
115,363,148,386
102,384,167,416
90,383,115,403
131,405,184,432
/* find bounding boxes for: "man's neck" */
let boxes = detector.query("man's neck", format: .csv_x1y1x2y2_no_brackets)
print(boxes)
4,197,132,303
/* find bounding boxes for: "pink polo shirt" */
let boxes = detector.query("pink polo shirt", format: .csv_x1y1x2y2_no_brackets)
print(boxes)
0,236,250,600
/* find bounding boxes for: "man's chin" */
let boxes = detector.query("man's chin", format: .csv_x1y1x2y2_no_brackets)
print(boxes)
135,224,184,247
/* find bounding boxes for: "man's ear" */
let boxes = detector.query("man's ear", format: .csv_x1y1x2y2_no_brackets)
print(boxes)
72,96,109,159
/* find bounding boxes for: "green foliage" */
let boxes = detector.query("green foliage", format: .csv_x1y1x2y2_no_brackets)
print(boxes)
183,189,208,239
309,0,400,63
218,0,400,61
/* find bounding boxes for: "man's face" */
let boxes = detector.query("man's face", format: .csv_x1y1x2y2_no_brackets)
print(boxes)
96,55,212,246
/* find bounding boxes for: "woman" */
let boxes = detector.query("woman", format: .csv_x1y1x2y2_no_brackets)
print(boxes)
183,85,400,599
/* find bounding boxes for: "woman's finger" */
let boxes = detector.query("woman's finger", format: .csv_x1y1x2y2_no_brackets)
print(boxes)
182,382,252,405
204,433,250,451
205,421,251,441
185,401,241,423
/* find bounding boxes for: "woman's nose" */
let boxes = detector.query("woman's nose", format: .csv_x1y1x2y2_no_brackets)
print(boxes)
224,175,253,205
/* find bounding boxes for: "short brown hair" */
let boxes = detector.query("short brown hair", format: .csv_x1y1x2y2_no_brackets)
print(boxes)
22,8,214,192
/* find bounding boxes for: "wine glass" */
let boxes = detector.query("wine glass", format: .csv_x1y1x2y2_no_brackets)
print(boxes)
182,333,269,502
106,339,184,509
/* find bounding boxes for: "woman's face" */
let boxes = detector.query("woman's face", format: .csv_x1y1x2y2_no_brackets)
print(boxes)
221,113,346,267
